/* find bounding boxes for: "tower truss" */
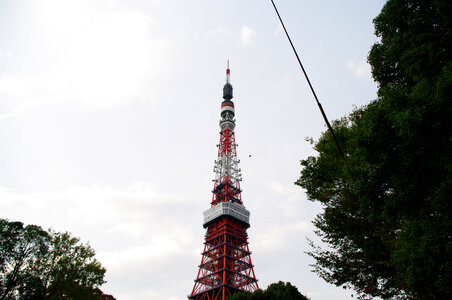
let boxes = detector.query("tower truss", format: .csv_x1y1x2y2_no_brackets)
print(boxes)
189,65,259,300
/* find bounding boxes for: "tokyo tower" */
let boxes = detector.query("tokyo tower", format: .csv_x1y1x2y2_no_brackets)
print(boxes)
188,64,259,300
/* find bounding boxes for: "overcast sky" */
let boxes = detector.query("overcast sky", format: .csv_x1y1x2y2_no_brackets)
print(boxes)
0,1,386,299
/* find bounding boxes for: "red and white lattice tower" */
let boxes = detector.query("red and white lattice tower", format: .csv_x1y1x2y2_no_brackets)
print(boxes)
188,64,259,300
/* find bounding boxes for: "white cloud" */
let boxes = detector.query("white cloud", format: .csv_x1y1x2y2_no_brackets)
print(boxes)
274,23,284,35
0,47,11,58
241,24,256,45
204,27,231,44
0,5,171,118
0,181,196,299
346,59,372,80
0,181,182,229
254,221,311,252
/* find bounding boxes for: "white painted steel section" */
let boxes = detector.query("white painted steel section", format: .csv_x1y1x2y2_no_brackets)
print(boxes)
221,105,234,114
203,201,250,226
212,153,242,185
220,120,235,131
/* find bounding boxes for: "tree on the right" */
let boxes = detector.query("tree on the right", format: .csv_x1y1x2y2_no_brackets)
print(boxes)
296,0,452,299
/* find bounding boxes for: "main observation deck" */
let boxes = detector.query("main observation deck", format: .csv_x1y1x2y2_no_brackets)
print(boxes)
203,201,250,228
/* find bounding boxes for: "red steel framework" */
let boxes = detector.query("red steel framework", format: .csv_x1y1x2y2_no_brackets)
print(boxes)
189,65,259,300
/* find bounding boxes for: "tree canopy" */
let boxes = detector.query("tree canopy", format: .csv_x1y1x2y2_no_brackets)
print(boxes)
296,0,451,299
225,281,309,300
0,218,114,300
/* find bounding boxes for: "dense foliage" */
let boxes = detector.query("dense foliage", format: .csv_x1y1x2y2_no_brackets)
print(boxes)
0,219,114,300
296,0,451,299
225,281,309,300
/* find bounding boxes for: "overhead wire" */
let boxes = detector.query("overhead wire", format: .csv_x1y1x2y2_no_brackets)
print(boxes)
270,0,355,182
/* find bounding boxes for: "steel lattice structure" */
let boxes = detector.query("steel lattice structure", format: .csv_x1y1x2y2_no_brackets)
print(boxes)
189,65,259,300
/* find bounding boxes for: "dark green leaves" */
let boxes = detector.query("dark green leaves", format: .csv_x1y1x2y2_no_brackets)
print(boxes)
0,219,51,300
297,0,452,298
225,282,309,300
0,219,107,300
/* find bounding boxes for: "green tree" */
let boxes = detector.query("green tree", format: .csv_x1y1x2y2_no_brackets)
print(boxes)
42,231,106,299
296,0,452,299
0,219,51,300
225,281,309,300
0,219,108,300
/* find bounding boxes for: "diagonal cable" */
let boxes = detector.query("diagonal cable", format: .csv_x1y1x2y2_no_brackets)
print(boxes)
270,0,355,181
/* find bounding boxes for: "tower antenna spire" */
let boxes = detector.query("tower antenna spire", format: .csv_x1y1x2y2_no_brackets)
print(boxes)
223,60,233,100
226,59,230,83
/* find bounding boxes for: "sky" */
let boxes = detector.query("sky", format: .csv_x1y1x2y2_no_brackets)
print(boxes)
0,0,386,299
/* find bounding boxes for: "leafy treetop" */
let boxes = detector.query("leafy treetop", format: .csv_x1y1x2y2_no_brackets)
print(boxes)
225,281,309,300
0,218,114,300
296,0,452,299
